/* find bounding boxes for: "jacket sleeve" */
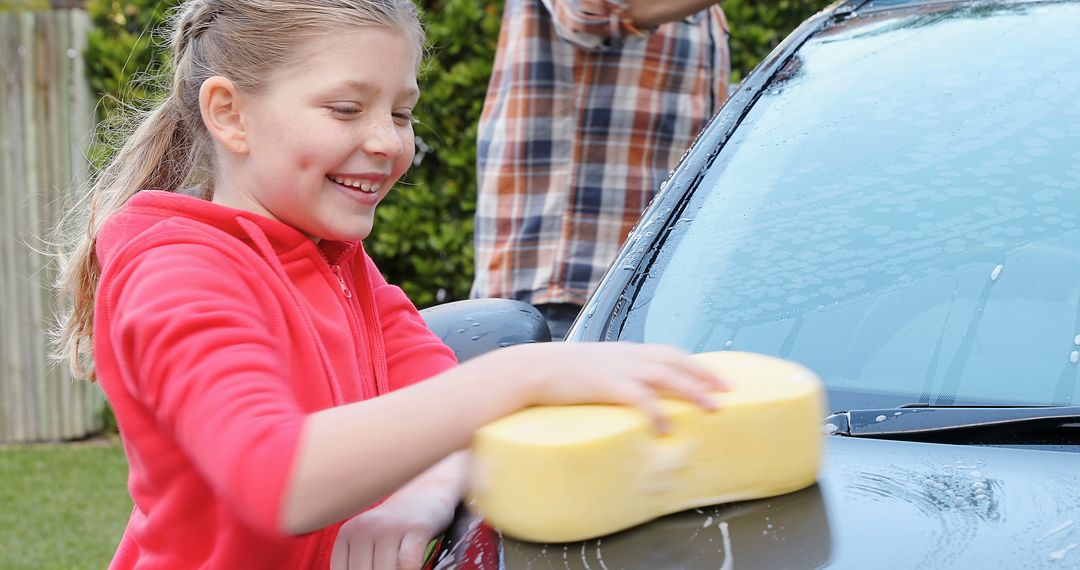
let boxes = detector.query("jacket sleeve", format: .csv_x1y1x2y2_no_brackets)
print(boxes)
539,0,652,49
104,238,305,538
363,253,458,391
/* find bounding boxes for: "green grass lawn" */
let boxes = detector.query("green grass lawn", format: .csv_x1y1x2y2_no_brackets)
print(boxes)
0,438,131,569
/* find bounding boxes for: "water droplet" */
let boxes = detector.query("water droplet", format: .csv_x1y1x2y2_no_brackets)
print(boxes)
1049,544,1078,561
1071,351,1078,365
990,264,1004,281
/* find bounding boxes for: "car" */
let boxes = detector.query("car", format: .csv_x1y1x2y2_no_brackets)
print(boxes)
420,0,1080,567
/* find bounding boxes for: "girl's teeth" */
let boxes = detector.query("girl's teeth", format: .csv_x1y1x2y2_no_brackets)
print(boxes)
330,176,380,193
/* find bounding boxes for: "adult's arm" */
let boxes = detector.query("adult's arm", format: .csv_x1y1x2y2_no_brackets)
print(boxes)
625,0,720,29
540,0,721,48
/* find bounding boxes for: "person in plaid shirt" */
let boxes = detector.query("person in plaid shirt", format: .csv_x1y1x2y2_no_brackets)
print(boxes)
471,0,730,339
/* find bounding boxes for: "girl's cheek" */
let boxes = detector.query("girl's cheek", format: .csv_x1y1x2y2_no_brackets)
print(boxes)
393,135,413,166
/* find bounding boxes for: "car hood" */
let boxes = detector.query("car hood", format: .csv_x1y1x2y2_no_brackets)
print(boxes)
436,438,1080,568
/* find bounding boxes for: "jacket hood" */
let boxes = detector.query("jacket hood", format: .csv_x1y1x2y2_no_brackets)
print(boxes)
97,190,357,267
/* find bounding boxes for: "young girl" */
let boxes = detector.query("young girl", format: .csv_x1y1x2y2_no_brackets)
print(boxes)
54,1,722,568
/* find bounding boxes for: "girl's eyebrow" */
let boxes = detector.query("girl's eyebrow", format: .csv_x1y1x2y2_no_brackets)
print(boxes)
332,80,420,101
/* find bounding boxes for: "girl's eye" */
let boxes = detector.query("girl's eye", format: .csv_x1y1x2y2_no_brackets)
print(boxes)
329,105,361,117
392,111,415,126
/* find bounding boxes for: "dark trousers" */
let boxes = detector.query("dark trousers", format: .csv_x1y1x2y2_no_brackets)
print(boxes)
535,303,582,342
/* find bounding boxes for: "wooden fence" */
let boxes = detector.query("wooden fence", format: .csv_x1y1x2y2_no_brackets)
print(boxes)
0,8,103,443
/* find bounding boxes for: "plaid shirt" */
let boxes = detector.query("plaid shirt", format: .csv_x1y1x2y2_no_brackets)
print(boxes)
472,0,729,306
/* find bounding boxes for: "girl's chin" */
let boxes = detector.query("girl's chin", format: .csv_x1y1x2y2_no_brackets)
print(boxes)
320,221,375,243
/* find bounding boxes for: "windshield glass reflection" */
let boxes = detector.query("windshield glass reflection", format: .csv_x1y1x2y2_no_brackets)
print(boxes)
622,2,1080,410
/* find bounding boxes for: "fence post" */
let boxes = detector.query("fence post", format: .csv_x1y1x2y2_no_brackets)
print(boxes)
0,8,104,443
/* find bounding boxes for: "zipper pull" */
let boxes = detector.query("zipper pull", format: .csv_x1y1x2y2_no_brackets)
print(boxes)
330,265,353,299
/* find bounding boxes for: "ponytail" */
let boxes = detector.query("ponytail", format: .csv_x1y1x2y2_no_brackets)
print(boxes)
53,92,206,380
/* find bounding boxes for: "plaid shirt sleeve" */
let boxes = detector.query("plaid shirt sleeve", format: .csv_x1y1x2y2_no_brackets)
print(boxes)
472,0,729,306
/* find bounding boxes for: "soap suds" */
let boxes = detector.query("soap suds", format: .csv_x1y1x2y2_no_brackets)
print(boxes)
1049,544,1077,561
1037,520,1074,543
719,521,734,570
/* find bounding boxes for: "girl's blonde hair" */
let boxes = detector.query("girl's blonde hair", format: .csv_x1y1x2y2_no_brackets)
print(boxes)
54,0,424,380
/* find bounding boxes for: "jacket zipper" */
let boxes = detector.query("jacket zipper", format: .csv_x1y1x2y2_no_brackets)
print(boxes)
330,265,353,299
320,247,385,396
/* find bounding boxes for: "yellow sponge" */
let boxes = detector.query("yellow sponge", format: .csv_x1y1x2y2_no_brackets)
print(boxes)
468,351,825,543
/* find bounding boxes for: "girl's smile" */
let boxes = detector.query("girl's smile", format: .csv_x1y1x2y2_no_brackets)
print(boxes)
327,172,389,207
327,173,388,195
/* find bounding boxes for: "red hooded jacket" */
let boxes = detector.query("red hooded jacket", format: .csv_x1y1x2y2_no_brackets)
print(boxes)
93,190,458,568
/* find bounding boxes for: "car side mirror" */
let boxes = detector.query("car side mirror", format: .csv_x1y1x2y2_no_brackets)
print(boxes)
419,298,552,362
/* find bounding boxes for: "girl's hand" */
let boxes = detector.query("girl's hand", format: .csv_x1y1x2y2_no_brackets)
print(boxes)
482,342,728,433
329,453,466,570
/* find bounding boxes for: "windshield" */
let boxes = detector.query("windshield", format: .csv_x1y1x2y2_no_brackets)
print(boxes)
617,1,1080,411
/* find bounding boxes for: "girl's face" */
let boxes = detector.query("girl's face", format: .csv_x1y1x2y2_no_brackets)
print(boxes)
222,27,419,242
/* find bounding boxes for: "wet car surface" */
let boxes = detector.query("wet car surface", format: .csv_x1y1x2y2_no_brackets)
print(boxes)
434,438,1080,568
423,0,1080,567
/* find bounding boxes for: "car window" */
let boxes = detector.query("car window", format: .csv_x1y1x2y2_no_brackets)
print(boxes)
618,1,1080,411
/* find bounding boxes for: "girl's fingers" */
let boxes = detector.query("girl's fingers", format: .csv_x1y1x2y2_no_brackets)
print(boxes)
348,539,374,570
610,380,670,434
637,364,718,411
619,343,729,391
398,532,429,570
329,539,348,570
371,536,400,570
675,359,729,391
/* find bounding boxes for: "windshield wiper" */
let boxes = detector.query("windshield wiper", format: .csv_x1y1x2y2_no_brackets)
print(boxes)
824,405,1080,438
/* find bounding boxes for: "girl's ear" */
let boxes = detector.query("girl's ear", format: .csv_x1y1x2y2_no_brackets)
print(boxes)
199,76,248,154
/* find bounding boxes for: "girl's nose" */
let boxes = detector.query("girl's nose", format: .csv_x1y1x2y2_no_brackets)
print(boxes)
363,117,404,158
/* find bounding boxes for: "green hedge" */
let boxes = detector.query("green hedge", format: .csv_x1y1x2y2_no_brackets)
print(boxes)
84,0,827,307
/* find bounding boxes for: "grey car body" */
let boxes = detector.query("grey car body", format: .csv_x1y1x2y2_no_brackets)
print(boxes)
423,0,1080,567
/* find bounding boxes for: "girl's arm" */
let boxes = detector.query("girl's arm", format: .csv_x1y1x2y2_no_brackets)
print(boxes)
282,341,721,534
104,240,720,538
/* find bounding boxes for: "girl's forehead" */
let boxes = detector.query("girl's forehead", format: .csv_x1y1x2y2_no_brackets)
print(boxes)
270,28,420,91
292,25,423,65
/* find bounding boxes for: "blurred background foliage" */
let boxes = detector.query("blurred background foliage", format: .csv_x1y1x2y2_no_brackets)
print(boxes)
83,0,828,307
0,0,51,10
